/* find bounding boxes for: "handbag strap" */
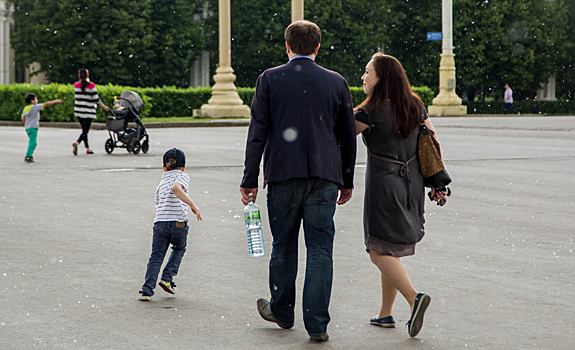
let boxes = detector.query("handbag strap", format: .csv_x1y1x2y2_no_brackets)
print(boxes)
420,106,429,134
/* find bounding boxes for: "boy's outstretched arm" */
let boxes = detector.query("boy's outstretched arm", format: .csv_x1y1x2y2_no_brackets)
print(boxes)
172,183,202,221
42,99,63,107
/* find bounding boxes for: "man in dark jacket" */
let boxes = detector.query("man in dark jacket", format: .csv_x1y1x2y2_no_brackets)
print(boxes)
240,20,356,342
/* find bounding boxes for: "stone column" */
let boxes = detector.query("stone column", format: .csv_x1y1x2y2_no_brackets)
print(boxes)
428,0,467,116
292,0,304,22
200,0,250,118
0,1,14,85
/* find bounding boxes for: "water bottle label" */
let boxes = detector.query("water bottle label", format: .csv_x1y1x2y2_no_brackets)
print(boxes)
244,210,260,222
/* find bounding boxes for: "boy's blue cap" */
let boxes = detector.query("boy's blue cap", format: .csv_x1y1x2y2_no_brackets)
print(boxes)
163,148,186,168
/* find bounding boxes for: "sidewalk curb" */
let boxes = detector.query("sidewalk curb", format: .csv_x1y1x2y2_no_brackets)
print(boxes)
0,119,250,129
0,115,570,129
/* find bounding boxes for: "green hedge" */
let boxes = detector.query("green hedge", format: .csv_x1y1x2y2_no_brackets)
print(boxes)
0,83,435,122
350,86,434,109
465,100,575,115
0,83,153,122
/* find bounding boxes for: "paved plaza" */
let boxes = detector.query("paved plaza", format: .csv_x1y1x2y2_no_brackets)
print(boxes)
1,116,574,349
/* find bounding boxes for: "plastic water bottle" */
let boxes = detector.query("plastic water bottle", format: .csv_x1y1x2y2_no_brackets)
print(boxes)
244,199,264,257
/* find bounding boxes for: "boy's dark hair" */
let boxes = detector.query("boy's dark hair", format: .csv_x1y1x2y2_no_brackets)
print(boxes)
163,148,186,170
25,93,37,104
165,158,183,171
284,20,321,56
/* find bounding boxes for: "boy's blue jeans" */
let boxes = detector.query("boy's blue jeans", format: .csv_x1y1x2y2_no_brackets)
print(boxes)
266,178,338,336
142,221,188,296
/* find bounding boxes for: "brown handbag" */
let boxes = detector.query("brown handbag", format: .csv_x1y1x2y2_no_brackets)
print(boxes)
417,116,452,189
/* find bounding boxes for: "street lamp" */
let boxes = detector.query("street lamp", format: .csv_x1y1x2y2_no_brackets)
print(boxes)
200,0,250,118
292,0,304,22
201,0,306,118
428,0,467,116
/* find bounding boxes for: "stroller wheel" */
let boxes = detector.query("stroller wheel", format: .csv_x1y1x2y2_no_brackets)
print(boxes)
132,143,141,155
141,140,149,154
105,138,114,154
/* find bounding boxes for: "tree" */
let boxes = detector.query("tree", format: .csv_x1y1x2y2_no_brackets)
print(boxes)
204,0,390,88
553,0,575,99
377,0,561,101
306,0,390,87
453,0,562,101
10,0,205,87
378,0,442,90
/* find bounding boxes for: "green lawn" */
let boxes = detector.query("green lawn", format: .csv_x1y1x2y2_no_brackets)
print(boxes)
140,116,249,123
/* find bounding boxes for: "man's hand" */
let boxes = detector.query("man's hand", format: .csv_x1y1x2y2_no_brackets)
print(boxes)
240,187,258,205
337,188,352,205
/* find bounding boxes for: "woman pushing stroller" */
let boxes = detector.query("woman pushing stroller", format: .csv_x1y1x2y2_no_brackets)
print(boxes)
72,68,109,155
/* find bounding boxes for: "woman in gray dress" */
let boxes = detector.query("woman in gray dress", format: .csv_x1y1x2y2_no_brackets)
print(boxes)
355,53,445,338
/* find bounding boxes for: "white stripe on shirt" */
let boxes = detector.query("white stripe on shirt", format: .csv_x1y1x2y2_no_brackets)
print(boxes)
154,170,190,223
75,86,101,119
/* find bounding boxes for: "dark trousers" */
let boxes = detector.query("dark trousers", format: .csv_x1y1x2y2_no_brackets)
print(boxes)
142,221,188,296
76,118,93,148
503,103,518,114
266,178,338,336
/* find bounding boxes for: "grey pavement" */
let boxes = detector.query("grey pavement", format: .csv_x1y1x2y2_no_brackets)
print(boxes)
0,116,574,349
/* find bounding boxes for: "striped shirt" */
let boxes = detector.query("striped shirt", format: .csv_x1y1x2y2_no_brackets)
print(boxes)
154,170,190,223
74,81,101,119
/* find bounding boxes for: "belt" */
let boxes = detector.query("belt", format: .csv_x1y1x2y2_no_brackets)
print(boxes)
369,152,417,210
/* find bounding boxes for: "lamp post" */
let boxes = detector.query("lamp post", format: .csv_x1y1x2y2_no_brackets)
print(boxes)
200,0,250,118
428,0,467,116
292,0,304,22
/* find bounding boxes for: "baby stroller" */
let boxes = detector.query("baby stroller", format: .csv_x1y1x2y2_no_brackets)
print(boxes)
104,90,149,155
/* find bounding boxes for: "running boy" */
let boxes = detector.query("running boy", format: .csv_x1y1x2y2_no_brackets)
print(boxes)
140,148,202,301
22,93,63,163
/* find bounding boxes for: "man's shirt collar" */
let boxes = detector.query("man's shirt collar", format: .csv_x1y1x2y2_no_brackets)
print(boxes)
289,55,314,62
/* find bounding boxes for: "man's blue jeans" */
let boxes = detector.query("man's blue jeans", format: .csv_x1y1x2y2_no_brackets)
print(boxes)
266,178,338,336
142,221,188,296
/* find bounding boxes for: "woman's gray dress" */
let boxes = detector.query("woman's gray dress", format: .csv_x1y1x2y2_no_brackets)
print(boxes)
355,102,427,257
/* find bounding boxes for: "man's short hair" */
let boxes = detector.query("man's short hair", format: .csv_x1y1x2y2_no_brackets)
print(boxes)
25,93,37,104
284,20,321,56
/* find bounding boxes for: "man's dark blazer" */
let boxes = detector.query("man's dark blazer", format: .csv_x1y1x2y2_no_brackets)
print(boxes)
241,57,356,189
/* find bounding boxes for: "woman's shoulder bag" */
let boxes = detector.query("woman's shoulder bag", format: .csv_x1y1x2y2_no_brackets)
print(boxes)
417,110,452,190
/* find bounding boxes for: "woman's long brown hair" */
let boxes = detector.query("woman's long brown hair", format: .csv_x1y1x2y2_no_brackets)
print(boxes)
79,68,89,93
356,53,423,138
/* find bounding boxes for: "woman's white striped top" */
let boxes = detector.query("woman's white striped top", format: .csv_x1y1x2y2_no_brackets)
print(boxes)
74,81,101,119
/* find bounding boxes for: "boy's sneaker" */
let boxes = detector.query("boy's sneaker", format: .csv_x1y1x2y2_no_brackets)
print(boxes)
72,143,78,156
24,157,34,163
159,280,176,294
139,291,151,301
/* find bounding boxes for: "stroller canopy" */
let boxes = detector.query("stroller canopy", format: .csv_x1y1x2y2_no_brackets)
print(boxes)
119,90,143,111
